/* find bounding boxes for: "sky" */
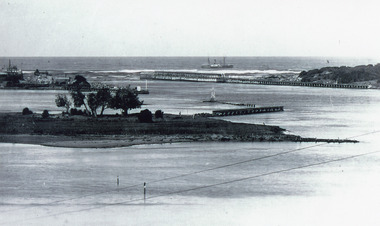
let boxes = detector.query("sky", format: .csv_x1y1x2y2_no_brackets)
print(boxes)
1,0,380,57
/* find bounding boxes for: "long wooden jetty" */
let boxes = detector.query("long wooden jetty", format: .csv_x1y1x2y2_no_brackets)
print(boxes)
140,71,369,89
212,106,284,117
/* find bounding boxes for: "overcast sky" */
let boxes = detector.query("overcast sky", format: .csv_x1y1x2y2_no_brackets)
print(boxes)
1,0,380,57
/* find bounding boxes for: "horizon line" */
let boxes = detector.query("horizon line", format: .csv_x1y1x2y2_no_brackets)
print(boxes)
0,55,378,59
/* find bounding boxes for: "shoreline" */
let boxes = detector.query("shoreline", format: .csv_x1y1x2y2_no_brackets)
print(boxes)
0,134,358,149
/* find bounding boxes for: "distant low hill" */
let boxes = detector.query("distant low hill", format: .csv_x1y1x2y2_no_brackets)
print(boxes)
299,64,380,85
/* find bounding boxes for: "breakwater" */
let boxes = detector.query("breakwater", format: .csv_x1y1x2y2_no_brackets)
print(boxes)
140,71,369,89
141,71,226,83
227,79,369,89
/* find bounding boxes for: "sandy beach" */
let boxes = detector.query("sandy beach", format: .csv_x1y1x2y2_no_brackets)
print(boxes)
0,134,229,148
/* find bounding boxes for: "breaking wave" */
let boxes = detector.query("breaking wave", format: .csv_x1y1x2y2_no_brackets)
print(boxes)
88,69,300,75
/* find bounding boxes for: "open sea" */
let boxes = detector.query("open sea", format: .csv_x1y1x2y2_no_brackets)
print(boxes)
1,57,380,225
1,56,379,73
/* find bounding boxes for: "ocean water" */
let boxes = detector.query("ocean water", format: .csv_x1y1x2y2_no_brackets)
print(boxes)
1,56,379,73
1,57,380,225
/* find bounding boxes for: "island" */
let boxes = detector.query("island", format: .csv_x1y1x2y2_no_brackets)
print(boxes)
0,112,357,148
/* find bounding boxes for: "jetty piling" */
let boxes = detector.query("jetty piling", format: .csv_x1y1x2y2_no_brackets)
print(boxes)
144,182,146,203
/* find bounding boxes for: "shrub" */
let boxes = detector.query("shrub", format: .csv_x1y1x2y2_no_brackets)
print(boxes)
42,110,49,118
155,110,164,119
55,94,71,113
70,108,84,115
22,107,33,115
138,109,153,123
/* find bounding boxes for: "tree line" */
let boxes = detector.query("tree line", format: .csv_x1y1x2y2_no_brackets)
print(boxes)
55,75,143,117
299,64,380,84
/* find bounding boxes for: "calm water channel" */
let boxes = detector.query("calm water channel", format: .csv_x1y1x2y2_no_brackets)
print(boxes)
1,81,380,225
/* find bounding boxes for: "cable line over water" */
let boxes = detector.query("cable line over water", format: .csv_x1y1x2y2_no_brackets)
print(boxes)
4,147,380,225
2,130,379,216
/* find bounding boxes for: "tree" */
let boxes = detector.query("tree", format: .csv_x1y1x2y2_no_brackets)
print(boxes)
70,75,91,90
86,93,99,117
42,110,49,118
70,90,89,113
109,87,143,116
64,85,142,117
95,88,112,116
155,110,164,119
138,109,153,123
55,94,71,113
69,88,112,117
74,75,87,83
22,107,33,115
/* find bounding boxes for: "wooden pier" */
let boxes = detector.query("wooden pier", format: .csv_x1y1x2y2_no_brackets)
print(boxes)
212,106,284,117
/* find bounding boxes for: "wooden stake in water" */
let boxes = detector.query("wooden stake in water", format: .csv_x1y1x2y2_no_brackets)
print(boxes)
117,176,119,186
144,182,146,203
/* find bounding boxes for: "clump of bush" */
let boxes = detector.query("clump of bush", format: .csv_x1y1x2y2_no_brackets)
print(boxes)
42,110,49,118
138,109,153,123
70,108,84,115
22,107,33,115
155,110,164,119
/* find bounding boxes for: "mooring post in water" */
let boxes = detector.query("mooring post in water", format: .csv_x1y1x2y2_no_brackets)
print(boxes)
117,175,119,186
144,182,146,203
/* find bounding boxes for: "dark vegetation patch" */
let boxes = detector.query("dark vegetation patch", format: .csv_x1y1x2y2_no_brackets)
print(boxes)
0,113,283,137
299,64,380,83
